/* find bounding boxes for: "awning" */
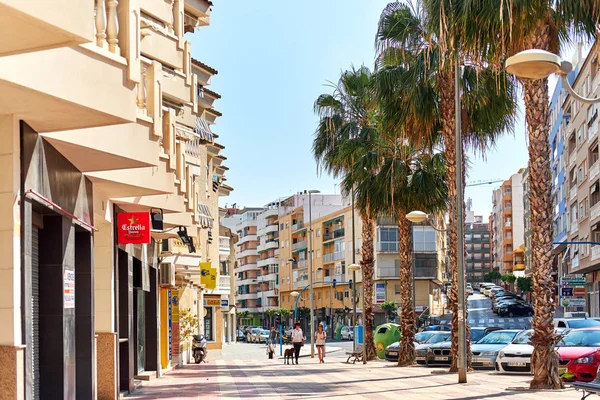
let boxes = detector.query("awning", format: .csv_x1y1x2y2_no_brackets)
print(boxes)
195,117,214,142
198,203,214,228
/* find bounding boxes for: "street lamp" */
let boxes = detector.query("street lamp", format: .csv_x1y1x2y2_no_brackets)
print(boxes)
506,49,600,104
407,209,467,382
305,189,320,358
348,263,366,364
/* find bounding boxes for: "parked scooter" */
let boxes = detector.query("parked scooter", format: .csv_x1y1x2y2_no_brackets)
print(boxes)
192,334,207,364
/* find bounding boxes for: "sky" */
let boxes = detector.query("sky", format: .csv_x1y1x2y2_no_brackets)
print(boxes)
187,0,531,218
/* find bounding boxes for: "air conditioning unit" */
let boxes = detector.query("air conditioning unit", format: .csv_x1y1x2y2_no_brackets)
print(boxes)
160,239,172,255
159,263,175,288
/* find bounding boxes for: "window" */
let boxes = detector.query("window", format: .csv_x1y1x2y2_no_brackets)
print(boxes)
316,249,321,258
286,222,289,229
335,292,343,301
344,291,349,298
316,228,321,237
325,291,329,299
394,284,401,295
318,292,321,300
280,223,284,230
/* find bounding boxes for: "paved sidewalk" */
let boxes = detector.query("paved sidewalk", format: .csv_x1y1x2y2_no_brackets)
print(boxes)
126,355,586,400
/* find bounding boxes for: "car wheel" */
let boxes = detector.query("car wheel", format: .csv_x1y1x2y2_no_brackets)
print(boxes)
509,312,514,317
527,311,533,316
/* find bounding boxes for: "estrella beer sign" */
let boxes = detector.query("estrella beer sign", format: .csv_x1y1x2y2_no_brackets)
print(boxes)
117,212,151,244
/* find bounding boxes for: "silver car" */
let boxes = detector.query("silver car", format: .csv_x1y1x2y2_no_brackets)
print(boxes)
471,330,523,369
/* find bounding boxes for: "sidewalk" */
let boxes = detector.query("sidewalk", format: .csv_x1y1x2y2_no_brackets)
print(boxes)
125,355,585,399
276,345,342,359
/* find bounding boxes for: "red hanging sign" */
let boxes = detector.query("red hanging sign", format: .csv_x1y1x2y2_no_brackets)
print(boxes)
117,212,151,244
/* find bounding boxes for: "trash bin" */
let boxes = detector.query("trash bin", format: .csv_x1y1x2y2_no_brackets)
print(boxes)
374,323,401,359
335,325,344,340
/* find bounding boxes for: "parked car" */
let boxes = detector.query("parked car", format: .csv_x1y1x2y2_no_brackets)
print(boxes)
425,327,503,366
422,325,451,332
466,284,474,296
236,330,246,342
471,330,523,369
341,326,354,340
489,287,508,298
414,331,437,344
482,285,500,296
384,332,451,363
492,299,526,313
557,327,600,382
258,329,270,344
496,328,569,374
497,303,533,317
554,318,600,329
248,328,261,343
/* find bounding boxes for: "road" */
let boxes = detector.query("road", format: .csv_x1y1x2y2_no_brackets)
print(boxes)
439,292,532,330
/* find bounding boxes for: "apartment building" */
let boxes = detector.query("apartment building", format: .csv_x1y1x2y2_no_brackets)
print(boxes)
256,202,282,317
561,42,600,316
521,168,533,276
0,1,233,398
491,169,526,274
465,216,492,283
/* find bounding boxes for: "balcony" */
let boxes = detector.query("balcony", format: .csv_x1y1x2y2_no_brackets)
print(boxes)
140,15,183,69
592,203,600,222
591,163,600,182
262,289,278,298
592,246,600,263
238,247,258,259
504,221,512,228
513,263,525,271
258,223,279,236
237,234,257,245
377,242,399,253
294,280,308,289
324,274,344,283
0,0,93,57
292,240,308,251
569,185,577,201
219,236,230,255
323,228,345,242
570,220,579,234
257,256,278,268
296,260,308,269
378,266,399,279
236,263,259,273
237,293,258,301
258,273,277,283
323,251,344,263
219,276,231,290
414,266,438,279
292,222,305,232
568,151,577,170
572,255,580,269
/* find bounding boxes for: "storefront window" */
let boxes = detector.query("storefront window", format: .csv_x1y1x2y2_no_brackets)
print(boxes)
204,307,213,341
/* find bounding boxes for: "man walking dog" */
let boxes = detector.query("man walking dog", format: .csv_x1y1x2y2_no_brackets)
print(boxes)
291,322,304,364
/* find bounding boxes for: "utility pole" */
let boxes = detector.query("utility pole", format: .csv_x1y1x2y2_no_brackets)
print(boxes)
351,192,357,352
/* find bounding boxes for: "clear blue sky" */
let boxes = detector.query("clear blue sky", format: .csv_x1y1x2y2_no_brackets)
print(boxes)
187,0,530,217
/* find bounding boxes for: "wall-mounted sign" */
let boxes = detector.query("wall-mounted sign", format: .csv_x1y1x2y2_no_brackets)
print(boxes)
221,299,229,309
200,262,217,289
375,283,386,304
64,270,75,309
117,212,151,244
204,298,220,307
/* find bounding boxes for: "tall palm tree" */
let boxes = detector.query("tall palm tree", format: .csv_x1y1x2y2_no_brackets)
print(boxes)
424,0,599,389
313,66,379,360
375,0,518,371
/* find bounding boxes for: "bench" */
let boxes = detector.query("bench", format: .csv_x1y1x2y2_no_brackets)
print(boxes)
574,381,600,400
346,345,364,364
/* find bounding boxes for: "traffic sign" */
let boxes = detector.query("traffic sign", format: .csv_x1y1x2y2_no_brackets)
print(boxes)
561,288,574,297
560,277,586,287
561,297,586,307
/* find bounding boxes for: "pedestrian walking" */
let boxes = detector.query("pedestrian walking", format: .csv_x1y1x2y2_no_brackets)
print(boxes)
266,340,275,359
315,323,326,363
291,322,304,364
270,326,277,343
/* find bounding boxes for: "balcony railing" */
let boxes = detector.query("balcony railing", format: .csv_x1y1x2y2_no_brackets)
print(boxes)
592,202,600,221
219,276,231,290
323,274,344,283
378,266,399,278
415,266,438,278
570,220,579,234
323,228,345,241
292,222,304,231
569,185,577,201
291,240,307,251
323,251,344,263
297,260,308,268
591,163,600,182
377,242,399,253
592,246,600,262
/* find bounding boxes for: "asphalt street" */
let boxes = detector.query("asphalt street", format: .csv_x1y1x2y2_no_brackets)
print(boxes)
439,292,532,330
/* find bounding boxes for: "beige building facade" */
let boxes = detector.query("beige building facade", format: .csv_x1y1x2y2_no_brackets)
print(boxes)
0,0,234,398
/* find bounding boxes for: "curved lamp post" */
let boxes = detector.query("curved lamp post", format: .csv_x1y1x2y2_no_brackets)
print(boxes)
506,49,600,105
348,263,367,364
406,210,467,382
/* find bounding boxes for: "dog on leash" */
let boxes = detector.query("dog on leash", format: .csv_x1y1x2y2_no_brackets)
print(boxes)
284,347,295,364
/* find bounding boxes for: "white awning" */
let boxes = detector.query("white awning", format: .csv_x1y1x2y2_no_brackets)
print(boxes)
198,203,214,228
195,117,214,142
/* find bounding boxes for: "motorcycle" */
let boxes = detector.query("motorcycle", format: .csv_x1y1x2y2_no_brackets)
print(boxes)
192,334,207,364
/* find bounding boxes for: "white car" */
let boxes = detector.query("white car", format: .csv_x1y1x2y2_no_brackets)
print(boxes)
466,285,474,296
496,328,569,374
341,326,354,340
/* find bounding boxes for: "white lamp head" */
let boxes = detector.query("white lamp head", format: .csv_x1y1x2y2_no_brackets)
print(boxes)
290,291,299,297
505,49,568,80
406,210,428,224
348,263,361,272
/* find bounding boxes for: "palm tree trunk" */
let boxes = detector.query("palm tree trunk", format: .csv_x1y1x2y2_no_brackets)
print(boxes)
397,213,416,366
523,22,563,391
360,213,378,360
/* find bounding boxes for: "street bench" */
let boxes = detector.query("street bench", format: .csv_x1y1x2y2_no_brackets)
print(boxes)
574,381,600,400
346,345,364,364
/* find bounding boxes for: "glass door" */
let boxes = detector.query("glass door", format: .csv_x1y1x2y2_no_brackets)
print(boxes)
136,290,145,374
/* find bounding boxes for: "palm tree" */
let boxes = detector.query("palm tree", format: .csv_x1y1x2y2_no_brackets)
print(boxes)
361,144,448,366
313,66,379,360
375,0,517,371
423,0,599,389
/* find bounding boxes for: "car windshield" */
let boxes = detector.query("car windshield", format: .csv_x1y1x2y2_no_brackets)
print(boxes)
415,332,435,343
470,329,486,343
513,331,533,344
260,330,269,335
476,331,518,344
426,333,450,344
558,330,600,347
567,320,600,329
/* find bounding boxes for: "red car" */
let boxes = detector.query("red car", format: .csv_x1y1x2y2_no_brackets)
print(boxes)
557,327,600,382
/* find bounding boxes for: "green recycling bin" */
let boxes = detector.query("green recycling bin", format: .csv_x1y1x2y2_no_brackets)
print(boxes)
374,323,401,359
335,325,344,340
